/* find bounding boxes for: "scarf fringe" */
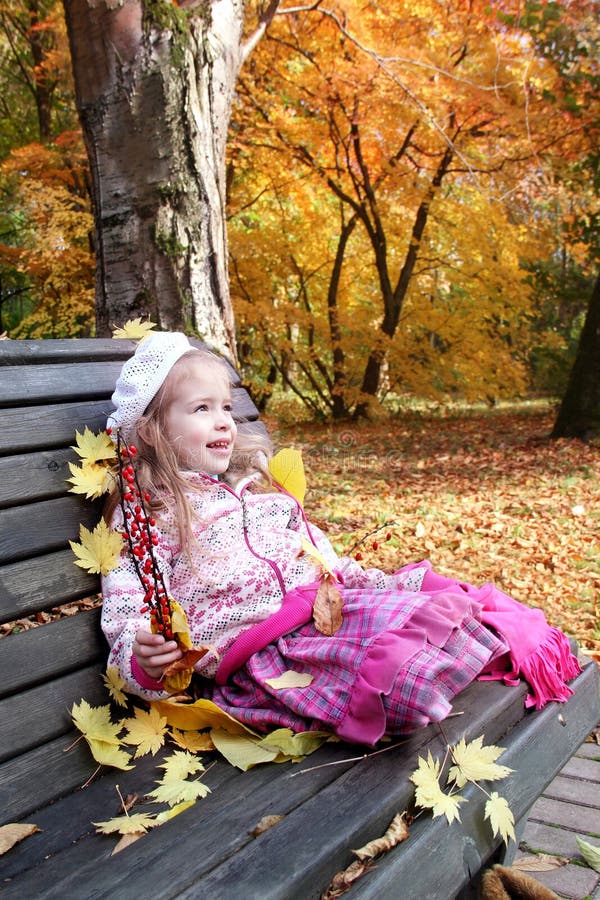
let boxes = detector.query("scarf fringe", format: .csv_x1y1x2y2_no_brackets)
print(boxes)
519,627,581,710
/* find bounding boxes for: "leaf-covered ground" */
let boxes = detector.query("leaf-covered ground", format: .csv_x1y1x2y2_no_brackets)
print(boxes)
266,405,600,661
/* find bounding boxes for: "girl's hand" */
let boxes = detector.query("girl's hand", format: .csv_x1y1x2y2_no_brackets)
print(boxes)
133,628,182,680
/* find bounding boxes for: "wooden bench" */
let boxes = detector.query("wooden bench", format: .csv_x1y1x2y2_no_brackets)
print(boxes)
1,338,598,900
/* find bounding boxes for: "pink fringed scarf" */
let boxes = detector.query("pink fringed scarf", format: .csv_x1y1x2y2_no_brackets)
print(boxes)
402,561,582,710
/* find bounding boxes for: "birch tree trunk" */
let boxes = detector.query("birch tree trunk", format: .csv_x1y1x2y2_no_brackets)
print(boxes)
63,0,244,359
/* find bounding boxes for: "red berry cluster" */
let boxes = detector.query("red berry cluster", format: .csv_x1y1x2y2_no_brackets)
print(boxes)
353,527,395,561
108,428,174,641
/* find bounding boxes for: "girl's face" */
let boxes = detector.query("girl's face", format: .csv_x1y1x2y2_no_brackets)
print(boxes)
164,360,237,474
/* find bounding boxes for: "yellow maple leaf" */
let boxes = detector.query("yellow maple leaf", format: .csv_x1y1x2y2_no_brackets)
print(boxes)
151,697,260,738
299,537,337,579
211,729,279,771
269,447,306,504
169,729,215,753
148,778,210,807
71,699,123,745
410,751,466,824
448,736,513,788
484,792,516,843
102,667,128,707
121,706,168,758
112,318,157,341
86,738,133,771
67,461,113,499
94,813,156,835
71,427,116,465
257,728,330,760
70,519,122,576
158,750,206,783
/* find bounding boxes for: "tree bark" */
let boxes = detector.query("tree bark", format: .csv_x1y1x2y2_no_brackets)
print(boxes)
551,272,600,440
63,0,243,360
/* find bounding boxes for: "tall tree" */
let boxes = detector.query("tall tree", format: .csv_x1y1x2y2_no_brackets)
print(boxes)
62,0,278,357
551,273,600,439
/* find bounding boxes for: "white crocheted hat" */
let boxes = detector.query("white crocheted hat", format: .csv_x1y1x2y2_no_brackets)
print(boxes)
108,331,192,443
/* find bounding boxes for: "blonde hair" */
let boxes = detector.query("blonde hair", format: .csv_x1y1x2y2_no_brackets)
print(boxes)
105,348,273,555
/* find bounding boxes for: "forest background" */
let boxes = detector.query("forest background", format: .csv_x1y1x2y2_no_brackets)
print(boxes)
0,1,598,655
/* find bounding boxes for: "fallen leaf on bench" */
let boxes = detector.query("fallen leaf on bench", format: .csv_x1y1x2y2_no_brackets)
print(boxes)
576,836,600,873
249,815,285,837
448,735,513,787
264,671,313,690
121,706,168,758
151,697,262,737
71,426,116,464
67,461,113,499
111,831,145,855
169,728,215,752
352,811,410,860
158,750,206,783
411,751,466,824
484,792,516,843
71,700,123,745
154,800,196,825
0,823,41,856
70,700,133,770
103,667,128,707
313,575,343,636
70,520,122,576
148,778,210,806
257,728,330,759
322,814,409,899
211,728,281,770
512,853,569,872
94,812,156,835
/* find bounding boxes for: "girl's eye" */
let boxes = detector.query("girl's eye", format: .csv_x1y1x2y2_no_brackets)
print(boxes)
224,404,233,413
195,404,208,413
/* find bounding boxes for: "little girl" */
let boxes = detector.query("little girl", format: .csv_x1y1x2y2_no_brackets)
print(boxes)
101,331,580,746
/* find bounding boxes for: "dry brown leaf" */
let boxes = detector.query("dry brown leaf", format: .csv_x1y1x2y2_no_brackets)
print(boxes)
164,646,209,675
249,814,285,837
111,831,145,855
0,823,41,856
353,812,410,860
321,859,375,899
512,853,569,872
320,813,409,899
312,575,343,636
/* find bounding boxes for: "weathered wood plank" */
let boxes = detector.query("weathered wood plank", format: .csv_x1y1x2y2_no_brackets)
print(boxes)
1,665,106,764
0,361,125,407
0,338,135,365
0,448,76,508
0,549,99,623
0,610,104,698
0,496,99,564
0,400,112,454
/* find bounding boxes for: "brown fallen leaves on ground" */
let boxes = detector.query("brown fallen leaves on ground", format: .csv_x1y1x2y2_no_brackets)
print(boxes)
266,406,599,660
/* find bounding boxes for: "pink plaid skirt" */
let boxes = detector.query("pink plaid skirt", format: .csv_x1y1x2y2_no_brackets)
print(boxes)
202,585,507,746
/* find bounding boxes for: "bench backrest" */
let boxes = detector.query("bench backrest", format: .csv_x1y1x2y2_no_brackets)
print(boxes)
0,338,262,817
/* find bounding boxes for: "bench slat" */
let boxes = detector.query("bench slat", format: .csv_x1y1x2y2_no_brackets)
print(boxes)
0,361,125,407
0,549,99,623
0,448,77,508
1,664,106,764
0,338,135,365
0,610,104,698
0,496,98,565
0,400,112,454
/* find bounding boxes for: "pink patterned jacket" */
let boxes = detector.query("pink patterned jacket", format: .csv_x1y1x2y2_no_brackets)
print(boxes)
100,473,414,700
